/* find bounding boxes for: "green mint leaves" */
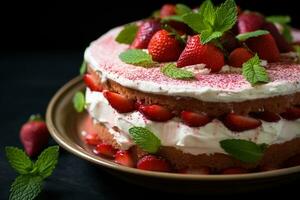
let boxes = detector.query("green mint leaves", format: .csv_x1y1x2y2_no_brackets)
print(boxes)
80,60,87,75
175,4,192,16
119,49,154,67
182,0,237,44
129,127,161,153
73,91,85,113
236,30,269,41
115,24,138,44
6,146,59,200
266,15,293,42
242,54,269,85
220,139,267,163
161,63,194,79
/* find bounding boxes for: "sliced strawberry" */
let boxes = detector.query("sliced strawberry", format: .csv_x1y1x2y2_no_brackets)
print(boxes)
221,167,248,174
177,35,225,72
94,143,117,158
179,167,211,174
103,91,135,113
280,107,300,120
160,4,176,18
148,29,183,62
228,47,253,68
131,20,161,49
138,104,173,122
115,150,135,167
181,111,211,127
249,111,280,122
283,154,300,167
237,12,265,33
223,113,262,132
83,74,103,92
137,155,171,172
246,33,280,62
84,132,102,146
220,32,240,52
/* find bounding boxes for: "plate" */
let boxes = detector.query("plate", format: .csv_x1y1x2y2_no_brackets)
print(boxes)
46,76,300,194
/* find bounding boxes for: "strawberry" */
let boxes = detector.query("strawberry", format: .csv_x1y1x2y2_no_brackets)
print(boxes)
221,167,248,174
181,111,211,127
148,29,183,62
237,12,265,33
84,132,102,146
83,74,103,92
131,20,161,49
246,33,280,62
283,154,300,167
137,155,171,172
160,4,176,18
262,22,293,53
103,91,135,113
280,107,300,120
115,150,135,167
223,113,262,132
138,104,173,122
249,111,280,122
94,143,117,158
220,32,240,52
179,167,211,174
20,114,49,157
260,165,279,171
228,47,253,68
177,35,225,72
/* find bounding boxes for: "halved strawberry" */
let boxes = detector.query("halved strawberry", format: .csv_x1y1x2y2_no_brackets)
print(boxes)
221,167,248,174
179,167,211,174
228,47,253,68
177,35,225,72
249,111,280,122
94,143,117,158
84,132,102,146
137,155,171,172
160,4,176,18
83,74,103,92
237,12,265,33
131,20,161,49
148,29,183,62
103,91,135,113
280,107,300,120
115,150,135,167
138,104,173,122
223,113,262,132
246,33,280,62
181,111,211,127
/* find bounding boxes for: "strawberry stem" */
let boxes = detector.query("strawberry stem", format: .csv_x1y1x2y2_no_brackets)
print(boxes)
161,23,186,46
29,114,44,122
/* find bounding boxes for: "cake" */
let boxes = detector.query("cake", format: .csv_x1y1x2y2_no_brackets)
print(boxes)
79,0,300,174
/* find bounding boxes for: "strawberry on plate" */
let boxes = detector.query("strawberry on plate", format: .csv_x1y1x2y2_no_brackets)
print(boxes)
237,12,265,33
181,111,211,127
94,143,117,158
223,113,262,132
83,73,103,92
179,167,211,174
138,104,173,122
137,155,171,172
103,91,135,113
221,167,248,174
84,132,102,146
228,47,253,68
115,150,135,167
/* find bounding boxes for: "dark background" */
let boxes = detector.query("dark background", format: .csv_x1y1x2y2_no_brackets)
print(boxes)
1,0,300,199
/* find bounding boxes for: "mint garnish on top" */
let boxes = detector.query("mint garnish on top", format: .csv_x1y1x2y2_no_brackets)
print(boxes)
161,63,194,79
115,23,138,44
266,15,293,42
236,30,269,41
119,49,155,67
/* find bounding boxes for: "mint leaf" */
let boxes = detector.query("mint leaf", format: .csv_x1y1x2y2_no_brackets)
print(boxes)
80,60,87,75
294,45,300,56
34,146,59,179
266,15,291,24
242,54,269,85
119,49,154,67
182,13,209,33
214,0,237,33
236,30,270,41
220,139,266,163
10,175,43,200
161,15,184,23
73,91,85,112
129,127,161,153
199,0,215,25
201,31,222,44
161,63,194,79
5,147,33,175
115,24,138,44
176,4,192,16
282,24,293,42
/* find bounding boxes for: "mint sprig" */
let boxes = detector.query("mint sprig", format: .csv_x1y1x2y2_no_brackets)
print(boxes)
129,127,161,153
6,146,59,200
80,60,87,75
220,139,267,163
115,24,138,44
242,54,269,85
175,4,192,16
236,30,269,41
161,63,194,79
119,49,154,67
73,91,85,113
266,15,293,42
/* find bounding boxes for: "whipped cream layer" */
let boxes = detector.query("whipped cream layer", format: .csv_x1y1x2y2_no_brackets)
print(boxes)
85,89,300,155
84,26,300,103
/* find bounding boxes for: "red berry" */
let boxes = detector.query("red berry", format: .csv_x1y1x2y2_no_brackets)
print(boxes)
177,35,225,72
237,12,265,33
221,167,248,174
181,111,211,127
223,113,262,132
228,47,253,68
220,32,240,52
137,155,171,172
283,154,300,167
115,150,135,167
84,132,102,146
179,167,211,174
160,4,176,18
249,111,280,122
280,107,300,120
131,20,161,49
83,74,103,92
94,143,117,158
260,165,279,171
148,29,183,62
103,91,135,113
138,104,173,122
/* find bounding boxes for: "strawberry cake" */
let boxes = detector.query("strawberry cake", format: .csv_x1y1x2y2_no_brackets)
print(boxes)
80,0,300,174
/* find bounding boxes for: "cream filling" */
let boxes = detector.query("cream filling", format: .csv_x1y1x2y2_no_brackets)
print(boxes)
85,89,300,155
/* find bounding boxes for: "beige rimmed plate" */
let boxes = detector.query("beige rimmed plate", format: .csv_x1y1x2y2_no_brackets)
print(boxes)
46,76,300,194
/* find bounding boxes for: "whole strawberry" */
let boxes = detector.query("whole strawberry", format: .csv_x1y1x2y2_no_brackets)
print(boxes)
237,12,265,33
160,4,176,18
20,114,50,157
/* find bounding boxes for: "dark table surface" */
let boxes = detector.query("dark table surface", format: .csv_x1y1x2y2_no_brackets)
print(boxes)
1,51,300,199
